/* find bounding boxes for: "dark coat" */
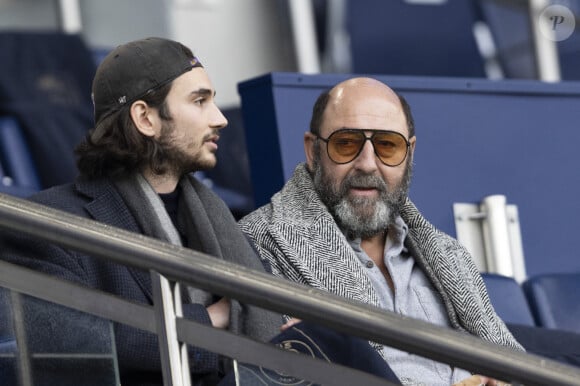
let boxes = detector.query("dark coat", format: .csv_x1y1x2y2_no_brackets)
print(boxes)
2,178,225,385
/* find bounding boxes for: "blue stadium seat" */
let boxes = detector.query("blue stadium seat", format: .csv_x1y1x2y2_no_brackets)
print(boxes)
476,0,537,79
556,0,580,80
0,116,41,197
481,273,536,326
346,0,486,77
0,31,96,189
0,116,41,191
523,273,580,333
0,185,38,198
477,0,580,80
0,340,16,353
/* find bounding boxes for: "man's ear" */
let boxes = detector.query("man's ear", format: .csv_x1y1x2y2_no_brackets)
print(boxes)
304,132,316,172
409,135,417,155
130,100,159,137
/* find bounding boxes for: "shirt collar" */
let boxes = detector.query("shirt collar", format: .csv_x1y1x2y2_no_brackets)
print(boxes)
342,215,409,251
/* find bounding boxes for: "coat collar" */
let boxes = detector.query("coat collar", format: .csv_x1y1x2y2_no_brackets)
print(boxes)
74,177,154,302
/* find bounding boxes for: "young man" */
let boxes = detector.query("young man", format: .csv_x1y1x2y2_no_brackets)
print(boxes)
2,37,282,385
239,77,522,386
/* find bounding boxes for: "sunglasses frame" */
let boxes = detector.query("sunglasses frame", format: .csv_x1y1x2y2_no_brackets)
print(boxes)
315,129,411,167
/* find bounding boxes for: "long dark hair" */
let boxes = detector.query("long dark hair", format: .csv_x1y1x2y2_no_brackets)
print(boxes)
75,83,173,179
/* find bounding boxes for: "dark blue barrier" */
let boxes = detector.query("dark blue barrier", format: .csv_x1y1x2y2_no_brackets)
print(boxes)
238,72,580,277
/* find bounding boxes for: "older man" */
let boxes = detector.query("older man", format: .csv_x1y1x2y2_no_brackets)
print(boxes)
239,77,522,386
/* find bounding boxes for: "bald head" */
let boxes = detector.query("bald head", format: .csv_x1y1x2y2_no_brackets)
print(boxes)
331,77,400,104
309,77,414,138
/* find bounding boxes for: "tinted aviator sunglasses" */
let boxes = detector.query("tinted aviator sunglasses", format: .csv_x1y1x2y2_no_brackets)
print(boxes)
315,129,411,166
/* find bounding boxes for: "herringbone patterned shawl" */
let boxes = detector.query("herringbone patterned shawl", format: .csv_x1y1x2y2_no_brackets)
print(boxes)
239,163,523,352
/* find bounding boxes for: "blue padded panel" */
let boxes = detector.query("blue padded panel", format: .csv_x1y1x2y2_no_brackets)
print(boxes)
523,273,580,333
481,273,535,326
347,0,486,77
237,72,580,277
0,116,41,190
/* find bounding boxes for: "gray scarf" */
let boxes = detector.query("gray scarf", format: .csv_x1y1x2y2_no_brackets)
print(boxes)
114,173,281,342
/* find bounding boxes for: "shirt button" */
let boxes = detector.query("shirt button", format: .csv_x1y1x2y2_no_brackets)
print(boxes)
365,261,374,268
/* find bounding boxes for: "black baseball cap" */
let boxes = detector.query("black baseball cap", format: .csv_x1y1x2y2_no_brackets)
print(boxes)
91,37,203,125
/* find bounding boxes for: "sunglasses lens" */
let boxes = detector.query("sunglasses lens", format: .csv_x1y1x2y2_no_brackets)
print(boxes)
373,132,408,166
324,130,409,165
327,131,365,163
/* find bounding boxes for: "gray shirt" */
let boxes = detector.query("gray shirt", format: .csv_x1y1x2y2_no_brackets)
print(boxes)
345,216,472,386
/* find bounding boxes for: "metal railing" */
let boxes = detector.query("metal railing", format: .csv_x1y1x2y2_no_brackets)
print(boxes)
1,192,580,385
454,194,527,283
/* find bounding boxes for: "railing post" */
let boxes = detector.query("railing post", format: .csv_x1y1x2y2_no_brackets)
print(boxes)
480,195,514,277
151,271,191,386
454,194,526,282
10,291,34,386
529,0,562,82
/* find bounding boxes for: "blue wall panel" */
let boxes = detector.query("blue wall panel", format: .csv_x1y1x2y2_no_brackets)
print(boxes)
238,72,580,277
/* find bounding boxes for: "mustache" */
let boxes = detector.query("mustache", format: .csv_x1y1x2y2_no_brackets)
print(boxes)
342,173,388,192
202,129,220,142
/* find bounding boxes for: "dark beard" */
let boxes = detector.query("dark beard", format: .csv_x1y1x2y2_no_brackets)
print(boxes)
312,147,412,239
157,121,216,175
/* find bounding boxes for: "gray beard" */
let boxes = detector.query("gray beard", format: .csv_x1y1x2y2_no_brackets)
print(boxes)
312,150,412,239
333,194,392,239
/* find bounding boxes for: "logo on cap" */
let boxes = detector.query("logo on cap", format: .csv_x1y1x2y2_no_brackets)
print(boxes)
190,57,203,68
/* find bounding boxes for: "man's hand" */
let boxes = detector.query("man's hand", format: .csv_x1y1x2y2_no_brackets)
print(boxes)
206,297,230,329
453,375,511,386
280,317,301,332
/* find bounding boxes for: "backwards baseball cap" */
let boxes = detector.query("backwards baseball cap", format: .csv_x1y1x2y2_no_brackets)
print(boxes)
91,37,203,125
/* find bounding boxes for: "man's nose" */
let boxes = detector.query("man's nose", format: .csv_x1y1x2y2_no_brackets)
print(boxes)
211,104,228,130
353,140,379,172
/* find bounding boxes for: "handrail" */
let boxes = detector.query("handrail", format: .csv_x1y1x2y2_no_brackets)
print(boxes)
0,260,393,386
1,192,580,385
